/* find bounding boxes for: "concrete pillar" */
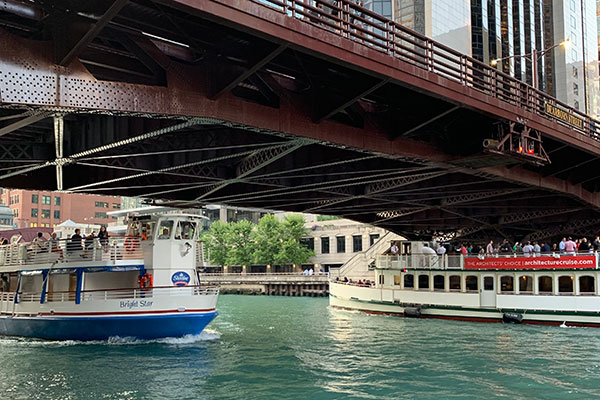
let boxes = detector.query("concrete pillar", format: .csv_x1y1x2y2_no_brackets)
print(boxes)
223,265,228,274
219,207,227,222
242,265,246,275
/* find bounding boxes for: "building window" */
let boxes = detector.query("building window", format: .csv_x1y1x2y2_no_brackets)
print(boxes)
41,195,50,205
31,194,38,204
519,275,533,293
579,276,595,294
573,83,579,96
572,66,578,78
449,275,461,291
31,208,38,218
300,238,314,251
12,208,18,217
30,222,37,227
404,274,414,288
94,212,108,219
95,201,109,208
54,196,61,206
558,276,573,294
41,209,50,219
500,276,514,293
113,203,121,209
321,237,329,254
418,274,429,289
336,236,345,253
433,275,444,290
538,276,553,293
54,210,60,219
369,234,380,246
9,195,19,205
352,235,362,252
465,275,478,291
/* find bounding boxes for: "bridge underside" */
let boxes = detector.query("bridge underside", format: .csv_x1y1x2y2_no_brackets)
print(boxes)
0,0,599,242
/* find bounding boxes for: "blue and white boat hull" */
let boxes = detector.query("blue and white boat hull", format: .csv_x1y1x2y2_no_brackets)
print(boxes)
0,310,218,341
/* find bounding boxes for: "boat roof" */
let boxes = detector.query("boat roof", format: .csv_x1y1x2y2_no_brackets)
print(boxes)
107,206,208,220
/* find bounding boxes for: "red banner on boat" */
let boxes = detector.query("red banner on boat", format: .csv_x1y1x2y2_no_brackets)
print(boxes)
464,255,597,270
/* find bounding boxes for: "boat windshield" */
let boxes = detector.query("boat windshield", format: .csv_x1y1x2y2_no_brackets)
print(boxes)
175,221,196,240
157,220,174,240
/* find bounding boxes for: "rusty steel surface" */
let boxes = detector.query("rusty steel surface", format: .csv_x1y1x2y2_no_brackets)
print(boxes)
0,0,599,241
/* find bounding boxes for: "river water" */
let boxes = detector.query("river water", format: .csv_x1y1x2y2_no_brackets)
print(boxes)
1,296,600,399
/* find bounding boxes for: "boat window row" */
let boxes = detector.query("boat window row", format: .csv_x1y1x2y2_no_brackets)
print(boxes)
395,273,596,295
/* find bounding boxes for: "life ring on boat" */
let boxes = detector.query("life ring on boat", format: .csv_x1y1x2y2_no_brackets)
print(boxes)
124,236,136,252
138,272,153,289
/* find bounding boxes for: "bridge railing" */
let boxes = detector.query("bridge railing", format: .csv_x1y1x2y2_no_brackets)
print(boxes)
250,0,599,138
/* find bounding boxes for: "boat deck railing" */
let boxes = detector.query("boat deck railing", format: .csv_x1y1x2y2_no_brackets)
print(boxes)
376,252,600,270
7,285,219,305
0,236,144,271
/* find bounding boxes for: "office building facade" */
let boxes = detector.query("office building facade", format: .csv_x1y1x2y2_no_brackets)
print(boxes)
0,189,122,229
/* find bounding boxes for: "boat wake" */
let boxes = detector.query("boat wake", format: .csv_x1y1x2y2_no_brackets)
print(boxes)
0,329,221,347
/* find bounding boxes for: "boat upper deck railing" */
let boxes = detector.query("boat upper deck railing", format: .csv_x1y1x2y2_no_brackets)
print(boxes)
0,285,219,306
0,236,144,271
376,252,600,270
251,0,598,138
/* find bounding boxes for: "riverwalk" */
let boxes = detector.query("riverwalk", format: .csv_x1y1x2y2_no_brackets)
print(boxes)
199,273,329,296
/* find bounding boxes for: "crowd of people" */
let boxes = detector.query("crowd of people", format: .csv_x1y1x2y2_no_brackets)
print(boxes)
389,237,600,257
0,227,110,257
333,276,374,287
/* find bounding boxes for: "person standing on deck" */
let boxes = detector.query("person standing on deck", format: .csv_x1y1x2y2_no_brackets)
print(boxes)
486,240,494,255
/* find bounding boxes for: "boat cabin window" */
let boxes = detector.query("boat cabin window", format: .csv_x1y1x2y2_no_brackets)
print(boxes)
157,220,174,240
140,222,155,241
418,274,429,289
449,275,461,291
500,276,514,293
538,276,553,294
378,274,384,285
465,275,478,291
393,275,401,286
579,276,595,294
519,275,533,293
404,274,414,289
433,275,444,290
558,276,573,294
175,221,196,240
483,276,494,291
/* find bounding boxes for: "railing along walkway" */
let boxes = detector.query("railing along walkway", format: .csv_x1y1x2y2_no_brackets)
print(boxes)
0,236,144,272
5,285,219,305
250,0,599,138
377,252,600,270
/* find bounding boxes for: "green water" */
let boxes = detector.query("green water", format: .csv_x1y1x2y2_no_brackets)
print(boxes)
1,296,600,399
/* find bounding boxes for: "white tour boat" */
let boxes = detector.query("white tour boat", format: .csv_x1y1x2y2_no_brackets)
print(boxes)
0,207,218,340
330,241,600,327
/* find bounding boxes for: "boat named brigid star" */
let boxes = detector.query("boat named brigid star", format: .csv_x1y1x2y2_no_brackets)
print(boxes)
0,207,218,340
330,241,600,327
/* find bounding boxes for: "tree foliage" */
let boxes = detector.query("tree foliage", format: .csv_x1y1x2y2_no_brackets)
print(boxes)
225,220,254,266
252,214,282,265
203,214,315,266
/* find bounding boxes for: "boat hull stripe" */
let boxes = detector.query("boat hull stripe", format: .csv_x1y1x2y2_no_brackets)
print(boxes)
34,308,216,316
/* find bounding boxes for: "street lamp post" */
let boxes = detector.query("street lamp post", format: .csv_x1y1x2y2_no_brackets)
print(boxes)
491,39,571,91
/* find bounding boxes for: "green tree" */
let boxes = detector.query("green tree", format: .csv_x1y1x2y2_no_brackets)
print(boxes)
226,220,254,266
252,214,283,265
203,221,229,266
275,214,314,265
